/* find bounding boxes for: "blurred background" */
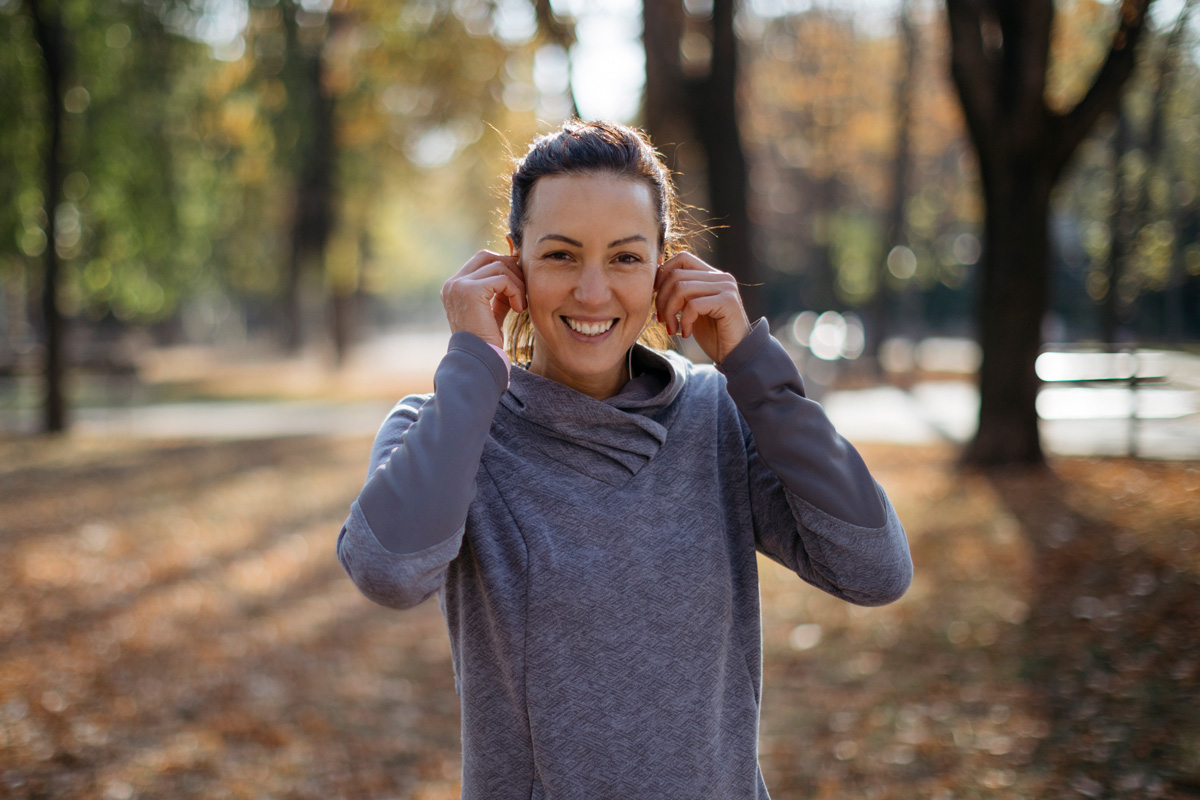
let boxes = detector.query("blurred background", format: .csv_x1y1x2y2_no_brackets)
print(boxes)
1,0,1197,458
2,1,1200,798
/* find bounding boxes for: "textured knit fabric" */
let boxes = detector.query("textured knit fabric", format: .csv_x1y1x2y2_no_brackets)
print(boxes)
337,321,911,799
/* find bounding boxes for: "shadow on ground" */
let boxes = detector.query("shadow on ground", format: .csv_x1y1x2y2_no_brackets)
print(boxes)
1,437,1197,799
991,465,1200,797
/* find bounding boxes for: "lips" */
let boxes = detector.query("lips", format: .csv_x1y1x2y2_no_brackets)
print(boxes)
563,316,616,336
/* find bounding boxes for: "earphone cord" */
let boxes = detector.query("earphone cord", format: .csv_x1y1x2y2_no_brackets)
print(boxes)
627,316,651,384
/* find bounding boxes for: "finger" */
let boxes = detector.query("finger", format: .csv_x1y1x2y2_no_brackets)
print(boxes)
659,251,714,273
455,259,525,312
678,294,729,339
455,252,524,293
489,261,526,312
451,249,507,279
679,302,701,339
491,291,514,329
658,280,731,334
495,275,525,316
475,256,525,289
655,265,733,315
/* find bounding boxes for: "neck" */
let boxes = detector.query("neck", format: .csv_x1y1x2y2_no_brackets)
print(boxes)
529,353,630,401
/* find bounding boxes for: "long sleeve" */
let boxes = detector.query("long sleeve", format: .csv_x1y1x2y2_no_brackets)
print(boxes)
336,331,508,609
718,319,912,606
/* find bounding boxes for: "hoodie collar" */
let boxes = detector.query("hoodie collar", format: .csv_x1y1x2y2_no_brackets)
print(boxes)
499,345,686,486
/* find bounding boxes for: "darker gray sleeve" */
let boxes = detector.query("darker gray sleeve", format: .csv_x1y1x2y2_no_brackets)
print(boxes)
719,319,911,606
335,332,506,610
358,331,507,553
718,319,886,528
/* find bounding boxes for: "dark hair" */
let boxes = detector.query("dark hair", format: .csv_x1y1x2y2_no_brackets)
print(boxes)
504,120,677,364
507,119,681,254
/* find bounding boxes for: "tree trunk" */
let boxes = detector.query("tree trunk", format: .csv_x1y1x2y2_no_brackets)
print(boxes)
805,173,839,312
1134,0,1195,341
1103,110,1131,344
281,5,336,354
642,0,759,319
966,160,1054,464
692,0,759,319
870,0,916,365
946,0,1153,467
28,0,67,433
534,0,581,119
641,0,689,175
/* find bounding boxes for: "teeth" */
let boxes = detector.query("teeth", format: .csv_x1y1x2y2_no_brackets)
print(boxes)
565,317,615,336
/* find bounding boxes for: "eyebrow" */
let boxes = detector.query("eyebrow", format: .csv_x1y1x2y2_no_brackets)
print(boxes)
536,233,650,248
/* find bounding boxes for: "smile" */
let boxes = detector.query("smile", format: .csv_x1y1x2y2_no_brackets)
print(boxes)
563,317,616,336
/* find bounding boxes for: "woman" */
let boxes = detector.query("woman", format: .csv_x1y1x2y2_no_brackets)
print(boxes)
337,120,911,799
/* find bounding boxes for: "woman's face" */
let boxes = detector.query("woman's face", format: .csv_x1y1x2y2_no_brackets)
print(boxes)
512,172,660,400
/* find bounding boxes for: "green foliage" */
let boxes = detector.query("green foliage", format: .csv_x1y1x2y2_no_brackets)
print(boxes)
828,212,880,305
0,9,48,281
1054,14,1200,335
0,0,557,335
1,0,217,323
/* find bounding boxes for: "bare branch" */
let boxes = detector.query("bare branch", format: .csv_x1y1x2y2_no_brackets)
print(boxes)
946,0,1000,154
1147,0,1199,156
1001,0,1054,138
1050,0,1156,175
534,0,581,119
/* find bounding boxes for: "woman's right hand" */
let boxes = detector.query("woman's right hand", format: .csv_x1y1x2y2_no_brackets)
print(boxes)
440,250,525,349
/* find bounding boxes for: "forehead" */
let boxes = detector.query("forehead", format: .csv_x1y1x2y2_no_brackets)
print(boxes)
524,173,659,241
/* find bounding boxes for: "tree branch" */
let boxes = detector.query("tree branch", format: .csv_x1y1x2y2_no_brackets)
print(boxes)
534,0,581,118
1050,0,1155,175
1001,0,1053,141
946,0,1000,154
1147,0,1198,157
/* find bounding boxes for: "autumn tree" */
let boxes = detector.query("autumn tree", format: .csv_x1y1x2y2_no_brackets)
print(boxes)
738,5,974,334
6,0,195,431
946,0,1156,465
1104,0,1197,342
870,0,917,362
223,0,546,358
24,0,68,432
642,0,759,319
2,0,555,429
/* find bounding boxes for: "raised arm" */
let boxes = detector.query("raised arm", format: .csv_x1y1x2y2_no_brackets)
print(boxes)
718,320,913,606
337,249,523,609
336,332,508,609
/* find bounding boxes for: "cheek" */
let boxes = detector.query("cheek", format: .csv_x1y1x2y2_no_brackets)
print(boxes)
523,273,565,320
621,277,657,314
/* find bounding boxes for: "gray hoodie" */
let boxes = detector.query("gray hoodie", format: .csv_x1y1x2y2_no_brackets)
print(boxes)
337,320,911,799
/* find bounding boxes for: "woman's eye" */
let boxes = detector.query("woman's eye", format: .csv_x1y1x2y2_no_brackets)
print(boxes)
615,253,644,264
544,251,572,261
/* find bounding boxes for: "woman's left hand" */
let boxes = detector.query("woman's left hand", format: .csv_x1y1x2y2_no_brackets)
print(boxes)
654,252,752,364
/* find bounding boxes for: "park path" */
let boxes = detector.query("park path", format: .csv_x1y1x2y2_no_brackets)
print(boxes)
51,329,1200,460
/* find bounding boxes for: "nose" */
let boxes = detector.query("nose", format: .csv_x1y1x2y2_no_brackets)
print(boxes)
573,262,612,307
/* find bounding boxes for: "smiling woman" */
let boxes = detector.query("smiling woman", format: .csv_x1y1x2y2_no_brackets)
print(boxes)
515,173,660,398
336,120,913,799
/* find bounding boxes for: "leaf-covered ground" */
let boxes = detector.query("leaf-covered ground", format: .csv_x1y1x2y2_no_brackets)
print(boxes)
1,435,1197,799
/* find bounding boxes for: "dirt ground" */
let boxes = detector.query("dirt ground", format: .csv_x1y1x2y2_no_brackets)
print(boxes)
1,433,1198,799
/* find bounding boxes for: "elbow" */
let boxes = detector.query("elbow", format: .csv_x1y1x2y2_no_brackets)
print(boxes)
853,500,912,606
845,551,913,607
352,576,436,611
336,524,443,611
869,558,913,606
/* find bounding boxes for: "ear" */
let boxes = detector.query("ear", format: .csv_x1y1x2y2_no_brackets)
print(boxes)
506,234,518,258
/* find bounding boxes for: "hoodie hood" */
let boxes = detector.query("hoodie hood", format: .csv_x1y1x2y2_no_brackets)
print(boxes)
498,345,688,487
